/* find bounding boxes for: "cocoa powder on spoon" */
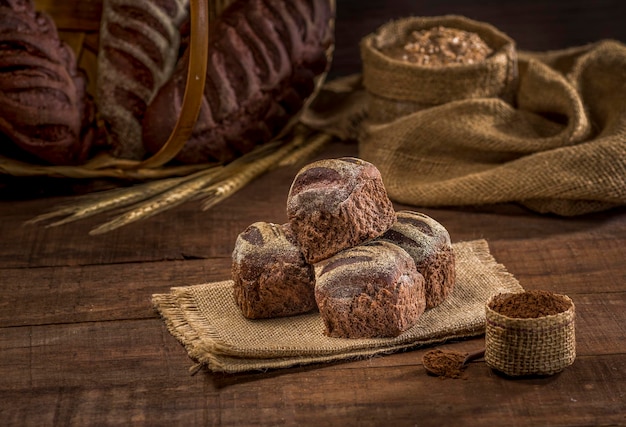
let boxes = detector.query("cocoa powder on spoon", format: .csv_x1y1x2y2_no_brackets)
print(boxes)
422,348,485,379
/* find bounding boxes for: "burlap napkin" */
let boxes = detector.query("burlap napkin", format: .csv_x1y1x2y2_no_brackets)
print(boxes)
152,239,522,373
302,16,626,216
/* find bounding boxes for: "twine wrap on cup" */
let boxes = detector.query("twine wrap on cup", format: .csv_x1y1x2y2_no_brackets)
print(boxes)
485,292,576,376
360,15,518,123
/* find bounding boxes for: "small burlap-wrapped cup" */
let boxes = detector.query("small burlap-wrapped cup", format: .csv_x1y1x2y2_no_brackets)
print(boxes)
360,15,518,123
485,291,576,377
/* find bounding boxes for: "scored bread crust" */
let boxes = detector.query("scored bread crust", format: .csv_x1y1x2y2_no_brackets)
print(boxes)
142,0,334,164
314,240,426,338
378,211,455,309
97,0,188,159
232,222,316,319
287,157,396,263
0,0,94,165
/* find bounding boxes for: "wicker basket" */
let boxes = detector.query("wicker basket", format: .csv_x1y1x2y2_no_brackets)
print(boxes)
2,0,334,181
485,291,576,377
7,0,336,234
0,0,216,180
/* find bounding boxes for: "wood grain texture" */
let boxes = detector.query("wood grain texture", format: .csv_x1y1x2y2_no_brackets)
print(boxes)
2,138,625,425
0,258,231,327
1,318,625,426
2,1,626,425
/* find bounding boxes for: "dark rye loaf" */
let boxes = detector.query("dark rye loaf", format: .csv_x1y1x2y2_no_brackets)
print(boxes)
142,0,334,164
378,211,455,309
287,157,396,263
0,0,94,165
97,0,188,159
232,222,316,319
314,240,426,338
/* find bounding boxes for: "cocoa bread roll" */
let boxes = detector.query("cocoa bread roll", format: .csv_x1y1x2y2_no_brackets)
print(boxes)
378,211,455,308
232,222,316,319
142,0,334,164
314,241,426,338
97,0,188,159
0,0,94,165
287,157,396,263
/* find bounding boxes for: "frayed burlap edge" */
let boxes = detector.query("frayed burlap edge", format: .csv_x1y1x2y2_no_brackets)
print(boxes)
153,239,523,373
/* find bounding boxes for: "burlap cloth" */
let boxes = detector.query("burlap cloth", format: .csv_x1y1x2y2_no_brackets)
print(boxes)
152,239,523,373
302,16,626,216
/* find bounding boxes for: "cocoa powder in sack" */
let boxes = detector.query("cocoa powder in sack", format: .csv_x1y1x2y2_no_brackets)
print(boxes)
360,15,518,123
355,15,626,216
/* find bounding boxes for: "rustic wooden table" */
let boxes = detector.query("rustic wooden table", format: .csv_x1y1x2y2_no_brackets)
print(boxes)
2,1,626,426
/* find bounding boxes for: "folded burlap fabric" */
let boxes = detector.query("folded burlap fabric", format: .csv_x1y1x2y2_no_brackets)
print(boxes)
152,239,522,373
302,17,626,216
360,16,519,121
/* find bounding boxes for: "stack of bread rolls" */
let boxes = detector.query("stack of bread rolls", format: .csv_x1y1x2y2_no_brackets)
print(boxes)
232,157,455,338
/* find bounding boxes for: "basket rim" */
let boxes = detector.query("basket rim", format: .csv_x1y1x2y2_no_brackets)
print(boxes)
485,291,574,323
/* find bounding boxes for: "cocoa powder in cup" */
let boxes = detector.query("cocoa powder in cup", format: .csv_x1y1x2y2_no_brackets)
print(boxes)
489,289,572,318
485,290,576,376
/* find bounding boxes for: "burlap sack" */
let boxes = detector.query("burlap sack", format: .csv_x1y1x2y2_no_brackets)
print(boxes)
302,18,626,216
153,239,523,373
361,15,518,123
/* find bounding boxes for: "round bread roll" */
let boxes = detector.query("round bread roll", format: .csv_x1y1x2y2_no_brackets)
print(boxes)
287,157,396,263
232,222,315,319
378,211,455,308
314,240,426,338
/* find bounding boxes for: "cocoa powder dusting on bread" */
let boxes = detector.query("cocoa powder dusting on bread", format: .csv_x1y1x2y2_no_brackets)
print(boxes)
287,157,396,263
315,241,426,338
232,222,316,319
378,211,455,309
97,0,188,159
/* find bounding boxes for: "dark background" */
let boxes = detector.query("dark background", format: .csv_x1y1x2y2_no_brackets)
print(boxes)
2,0,625,198
328,0,626,77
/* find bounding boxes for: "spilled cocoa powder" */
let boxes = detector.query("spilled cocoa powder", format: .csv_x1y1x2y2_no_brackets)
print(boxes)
422,349,468,379
490,290,571,318
380,26,493,67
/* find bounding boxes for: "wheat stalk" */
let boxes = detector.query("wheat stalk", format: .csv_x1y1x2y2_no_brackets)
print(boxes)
87,167,222,235
25,174,200,227
87,131,306,234
23,127,334,234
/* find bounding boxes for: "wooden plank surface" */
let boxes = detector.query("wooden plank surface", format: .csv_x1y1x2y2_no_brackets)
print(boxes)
2,1,626,426
1,321,625,426
2,137,625,425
